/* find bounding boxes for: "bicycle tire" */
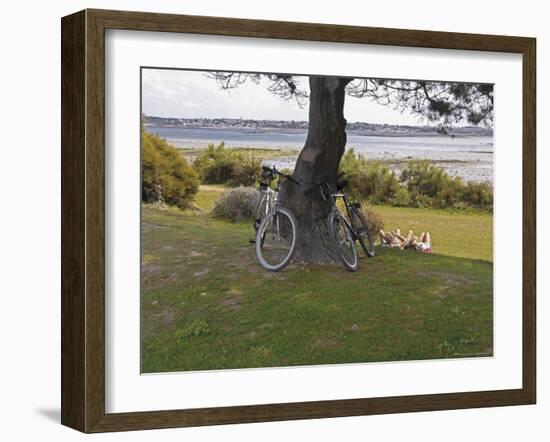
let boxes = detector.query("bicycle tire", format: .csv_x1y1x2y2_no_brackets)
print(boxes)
255,207,298,272
328,212,358,271
350,209,375,257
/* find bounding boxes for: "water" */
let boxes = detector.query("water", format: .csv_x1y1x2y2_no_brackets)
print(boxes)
146,126,494,183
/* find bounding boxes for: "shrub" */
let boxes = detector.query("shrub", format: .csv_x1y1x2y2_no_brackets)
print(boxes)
402,161,466,208
461,181,493,210
340,147,368,176
340,149,400,204
364,163,400,203
193,142,233,183
391,186,412,207
339,151,493,211
360,205,385,239
400,160,493,210
409,192,434,209
142,129,199,209
400,160,460,202
193,142,261,186
230,156,262,186
212,187,262,222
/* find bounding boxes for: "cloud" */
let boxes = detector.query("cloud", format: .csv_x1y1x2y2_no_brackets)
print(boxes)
141,68,422,125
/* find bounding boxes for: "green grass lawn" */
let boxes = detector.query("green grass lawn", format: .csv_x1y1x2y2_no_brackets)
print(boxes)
141,187,493,373
194,185,493,261
193,185,227,212
375,206,493,262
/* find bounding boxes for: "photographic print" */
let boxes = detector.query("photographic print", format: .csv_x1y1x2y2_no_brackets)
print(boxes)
60,10,535,431
140,68,494,373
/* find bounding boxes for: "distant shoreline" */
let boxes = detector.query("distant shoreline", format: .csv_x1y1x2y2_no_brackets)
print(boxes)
144,116,493,138
146,125,484,138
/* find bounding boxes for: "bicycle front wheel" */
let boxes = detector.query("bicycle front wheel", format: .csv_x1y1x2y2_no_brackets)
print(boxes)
255,207,298,272
350,209,375,257
328,212,358,271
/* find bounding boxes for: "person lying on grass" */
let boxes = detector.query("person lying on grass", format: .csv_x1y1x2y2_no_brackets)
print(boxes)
402,230,432,253
379,228,406,248
379,229,432,253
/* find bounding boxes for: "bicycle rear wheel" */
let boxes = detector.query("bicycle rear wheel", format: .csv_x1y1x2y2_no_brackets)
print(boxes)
255,207,298,272
328,212,358,271
350,209,375,257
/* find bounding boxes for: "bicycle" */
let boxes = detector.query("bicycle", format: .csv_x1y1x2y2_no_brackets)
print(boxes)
253,168,271,233
254,166,300,272
316,174,375,271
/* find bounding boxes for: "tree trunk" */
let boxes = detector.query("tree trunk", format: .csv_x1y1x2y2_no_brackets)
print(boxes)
278,76,350,263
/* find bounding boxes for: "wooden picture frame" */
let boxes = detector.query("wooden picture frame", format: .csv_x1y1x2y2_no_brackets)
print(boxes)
61,8,536,433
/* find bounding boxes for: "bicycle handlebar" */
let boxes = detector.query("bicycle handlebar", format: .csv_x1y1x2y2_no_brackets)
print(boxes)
262,165,299,186
307,178,347,199
285,174,300,185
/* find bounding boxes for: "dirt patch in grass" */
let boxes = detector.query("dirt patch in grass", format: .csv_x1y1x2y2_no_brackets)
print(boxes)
193,269,211,278
257,322,275,330
142,222,167,233
143,264,162,275
219,288,243,311
315,337,342,350
416,270,475,299
160,272,179,285
148,309,176,329
417,271,473,286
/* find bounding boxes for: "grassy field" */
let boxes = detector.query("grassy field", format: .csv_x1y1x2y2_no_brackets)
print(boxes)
141,186,493,373
374,206,493,262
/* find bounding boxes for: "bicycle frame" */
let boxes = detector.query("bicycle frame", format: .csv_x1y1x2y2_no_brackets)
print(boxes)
256,174,286,243
260,173,285,217
254,166,300,272
259,187,276,216
323,185,360,240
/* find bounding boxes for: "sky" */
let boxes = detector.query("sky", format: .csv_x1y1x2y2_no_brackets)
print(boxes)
141,68,430,126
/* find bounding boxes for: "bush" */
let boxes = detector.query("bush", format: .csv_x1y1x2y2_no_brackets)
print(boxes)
339,150,493,211
400,160,493,210
400,160,461,208
400,160,453,198
461,181,493,211
409,192,434,209
391,187,412,207
142,129,199,209
360,205,384,238
340,149,400,204
212,187,262,222
193,142,261,186
231,156,262,186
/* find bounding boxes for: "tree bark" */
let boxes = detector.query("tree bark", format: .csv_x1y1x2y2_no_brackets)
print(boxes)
278,76,351,263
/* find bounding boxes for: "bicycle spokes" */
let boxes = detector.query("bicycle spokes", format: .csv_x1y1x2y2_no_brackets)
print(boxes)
328,213,358,271
255,209,298,272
